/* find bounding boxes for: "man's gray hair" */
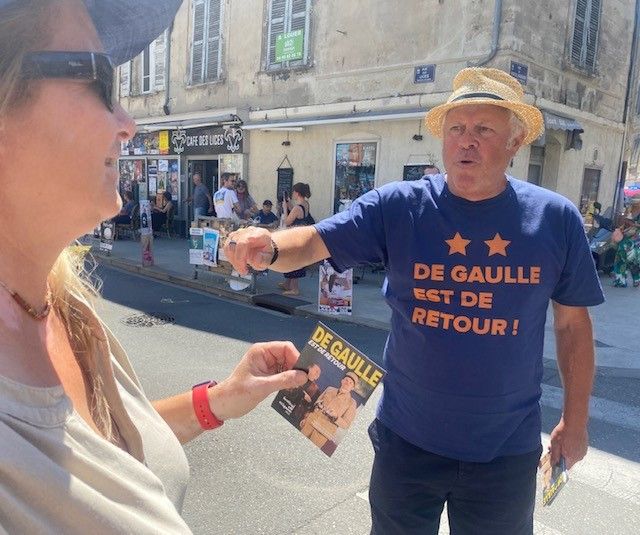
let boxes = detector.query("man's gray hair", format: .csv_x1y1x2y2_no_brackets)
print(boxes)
507,112,527,148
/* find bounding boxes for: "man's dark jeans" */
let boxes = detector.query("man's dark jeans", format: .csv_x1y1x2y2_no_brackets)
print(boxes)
368,419,542,535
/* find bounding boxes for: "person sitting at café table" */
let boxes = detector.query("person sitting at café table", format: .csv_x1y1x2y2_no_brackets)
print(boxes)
255,199,278,226
112,190,135,224
151,190,173,230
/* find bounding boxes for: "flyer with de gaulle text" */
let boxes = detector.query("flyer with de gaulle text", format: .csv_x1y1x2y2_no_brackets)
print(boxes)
272,322,385,457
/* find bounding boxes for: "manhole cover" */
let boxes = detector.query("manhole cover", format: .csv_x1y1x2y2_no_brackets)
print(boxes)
121,312,175,327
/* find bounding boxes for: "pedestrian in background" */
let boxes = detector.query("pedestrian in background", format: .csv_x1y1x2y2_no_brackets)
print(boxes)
235,179,258,219
0,1,306,533
213,172,240,219
278,182,313,296
189,172,213,218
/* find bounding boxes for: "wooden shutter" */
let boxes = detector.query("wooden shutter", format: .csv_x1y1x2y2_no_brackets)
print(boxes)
289,0,310,66
191,0,206,84
571,0,587,66
585,0,600,71
154,31,166,91
205,0,222,81
119,61,130,97
268,0,287,67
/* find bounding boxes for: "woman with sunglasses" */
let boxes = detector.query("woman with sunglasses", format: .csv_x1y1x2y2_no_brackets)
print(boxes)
0,1,306,533
234,179,258,220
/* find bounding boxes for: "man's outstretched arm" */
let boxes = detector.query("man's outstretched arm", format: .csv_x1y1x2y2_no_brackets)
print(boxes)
224,225,330,275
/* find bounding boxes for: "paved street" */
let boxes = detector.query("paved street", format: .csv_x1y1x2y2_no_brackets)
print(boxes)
98,265,640,535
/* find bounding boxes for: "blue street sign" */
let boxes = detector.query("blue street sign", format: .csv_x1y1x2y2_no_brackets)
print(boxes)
414,64,436,84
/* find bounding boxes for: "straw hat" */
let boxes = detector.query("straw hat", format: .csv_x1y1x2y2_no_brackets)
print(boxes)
425,68,544,145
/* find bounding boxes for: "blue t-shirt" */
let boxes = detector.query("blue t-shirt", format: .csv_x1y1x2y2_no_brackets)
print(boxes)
256,210,278,225
315,174,604,462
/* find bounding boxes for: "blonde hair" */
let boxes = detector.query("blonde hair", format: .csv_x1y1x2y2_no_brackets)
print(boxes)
1,0,114,440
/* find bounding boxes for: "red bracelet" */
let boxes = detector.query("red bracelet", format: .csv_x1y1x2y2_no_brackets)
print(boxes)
192,380,224,430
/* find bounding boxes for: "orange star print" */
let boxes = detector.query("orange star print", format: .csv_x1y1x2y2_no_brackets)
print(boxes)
484,233,511,256
445,232,471,256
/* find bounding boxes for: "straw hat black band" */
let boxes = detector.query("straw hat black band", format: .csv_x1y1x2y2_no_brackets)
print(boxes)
451,92,505,102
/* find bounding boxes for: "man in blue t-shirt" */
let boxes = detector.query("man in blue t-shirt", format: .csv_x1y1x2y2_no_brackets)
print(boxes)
224,68,604,535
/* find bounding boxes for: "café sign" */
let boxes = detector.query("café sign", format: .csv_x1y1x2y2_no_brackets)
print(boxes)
122,126,244,156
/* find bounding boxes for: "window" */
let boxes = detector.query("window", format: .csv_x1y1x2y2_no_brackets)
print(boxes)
141,45,153,93
580,168,601,215
190,0,223,84
334,142,377,214
571,0,601,72
266,0,311,70
527,146,545,186
138,31,166,94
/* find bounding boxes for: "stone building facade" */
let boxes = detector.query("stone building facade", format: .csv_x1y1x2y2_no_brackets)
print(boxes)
118,0,636,227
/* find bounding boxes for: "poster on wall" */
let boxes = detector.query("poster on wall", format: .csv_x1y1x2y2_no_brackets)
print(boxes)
334,142,377,214
118,159,145,197
202,228,220,266
318,260,353,315
189,227,204,265
148,160,158,195
169,161,179,200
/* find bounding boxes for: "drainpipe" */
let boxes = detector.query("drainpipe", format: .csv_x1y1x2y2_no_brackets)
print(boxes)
612,0,640,214
163,21,174,116
468,0,502,67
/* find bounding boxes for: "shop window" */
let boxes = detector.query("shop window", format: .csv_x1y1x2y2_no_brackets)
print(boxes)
570,0,600,73
580,167,601,215
190,0,223,84
334,142,377,214
265,0,311,71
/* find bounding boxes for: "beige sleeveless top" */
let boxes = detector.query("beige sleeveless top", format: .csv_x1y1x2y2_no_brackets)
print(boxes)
0,296,191,534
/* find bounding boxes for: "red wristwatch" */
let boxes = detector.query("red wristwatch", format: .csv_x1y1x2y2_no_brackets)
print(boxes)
192,380,224,430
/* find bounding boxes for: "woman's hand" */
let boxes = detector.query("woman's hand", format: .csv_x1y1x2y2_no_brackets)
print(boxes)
208,341,307,421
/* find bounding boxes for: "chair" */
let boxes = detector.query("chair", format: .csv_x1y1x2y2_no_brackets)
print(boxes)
161,204,175,238
115,203,140,240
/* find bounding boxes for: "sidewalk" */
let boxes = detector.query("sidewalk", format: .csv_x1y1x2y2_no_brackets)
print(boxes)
96,236,640,377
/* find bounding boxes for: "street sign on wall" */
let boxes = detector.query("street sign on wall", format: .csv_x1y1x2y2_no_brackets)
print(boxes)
510,61,528,85
414,64,436,84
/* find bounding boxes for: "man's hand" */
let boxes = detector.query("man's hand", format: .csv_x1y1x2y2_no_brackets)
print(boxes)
208,341,307,421
224,227,273,274
548,416,588,469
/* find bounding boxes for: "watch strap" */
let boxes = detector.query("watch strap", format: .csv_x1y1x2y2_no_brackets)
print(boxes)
192,380,224,430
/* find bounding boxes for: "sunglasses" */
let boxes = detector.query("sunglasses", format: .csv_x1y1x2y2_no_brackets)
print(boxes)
21,51,115,112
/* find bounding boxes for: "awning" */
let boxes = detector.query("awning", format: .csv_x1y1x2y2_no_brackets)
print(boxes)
542,110,584,133
136,111,242,132
243,107,427,130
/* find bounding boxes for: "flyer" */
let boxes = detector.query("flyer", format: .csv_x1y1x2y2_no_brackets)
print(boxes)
272,322,385,457
318,260,353,315
202,228,220,266
540,453,569,506
189,227,204,265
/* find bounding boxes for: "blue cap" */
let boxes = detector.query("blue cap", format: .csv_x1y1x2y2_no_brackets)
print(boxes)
0,0,183,66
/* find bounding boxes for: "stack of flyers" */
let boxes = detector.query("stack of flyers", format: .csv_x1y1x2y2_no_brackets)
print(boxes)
540,452,569,506
272,322,385,457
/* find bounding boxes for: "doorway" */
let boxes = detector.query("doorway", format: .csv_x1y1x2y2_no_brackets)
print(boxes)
188,159,219,219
